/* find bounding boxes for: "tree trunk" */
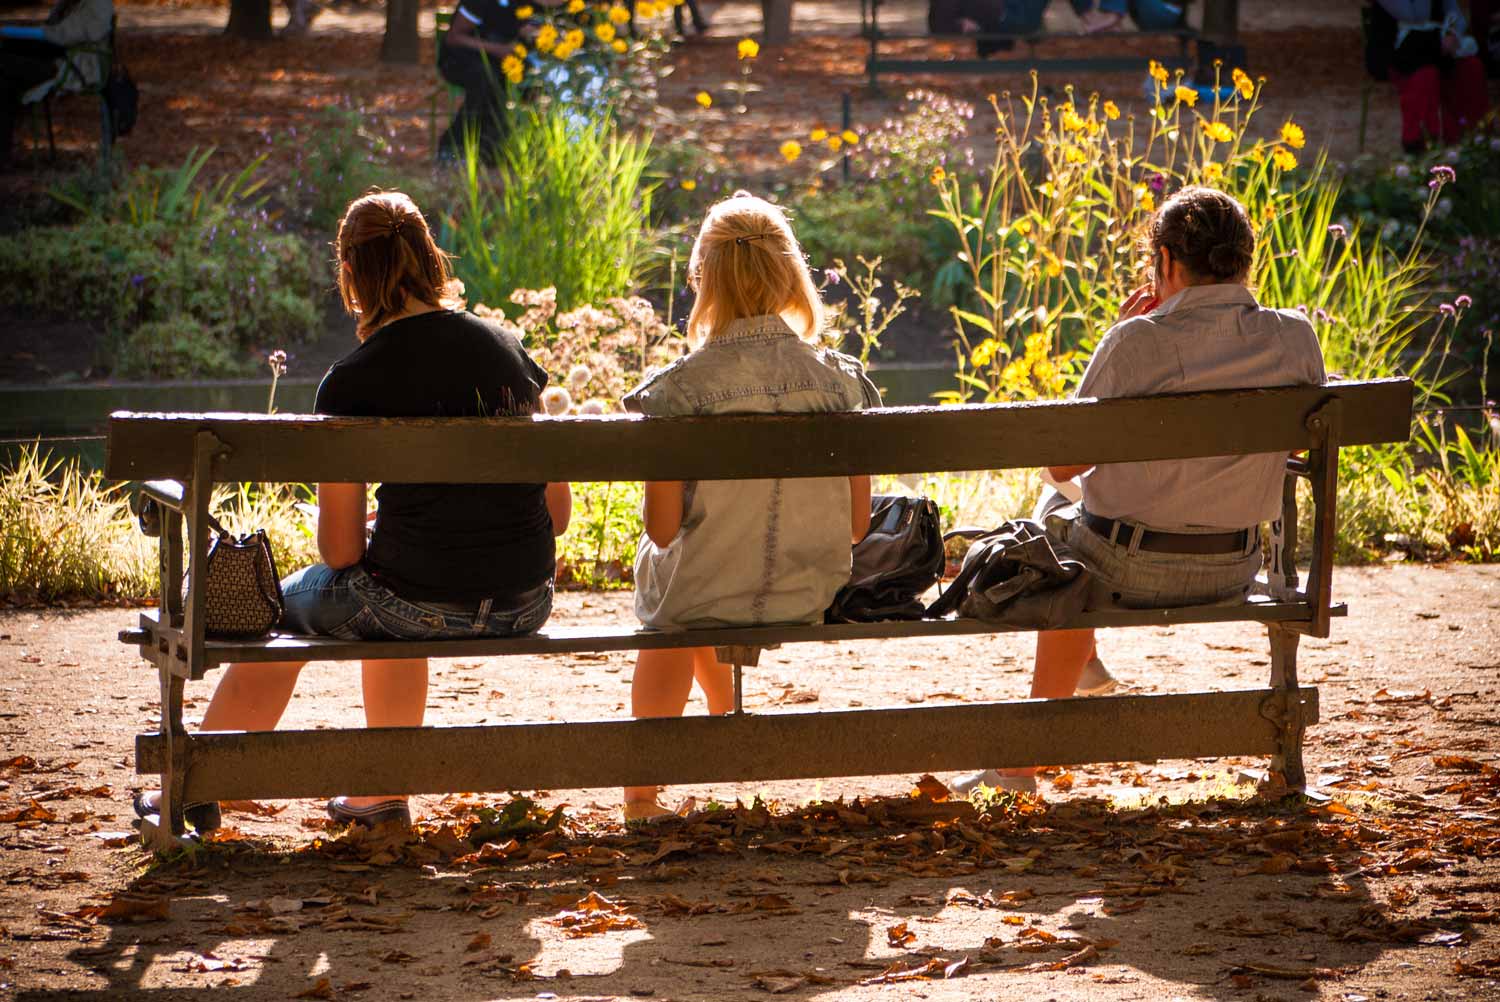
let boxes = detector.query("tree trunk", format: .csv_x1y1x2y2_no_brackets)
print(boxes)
225,0,274,41
761,0,792,44
382,0,423,64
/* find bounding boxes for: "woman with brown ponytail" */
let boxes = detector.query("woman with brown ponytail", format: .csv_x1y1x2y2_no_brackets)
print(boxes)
133,191,572,833
953,186,1327,796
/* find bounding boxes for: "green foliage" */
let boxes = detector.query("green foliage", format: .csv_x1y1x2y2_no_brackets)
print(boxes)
443,106,654,315
0,446,153,604
556,480,645,589
789,182,945,294
2,150,318,379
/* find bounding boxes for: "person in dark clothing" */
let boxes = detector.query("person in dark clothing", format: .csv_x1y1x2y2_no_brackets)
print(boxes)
438,0,527,163
927,0,1014,56
130,192,573,834
673,0,710,37
0,0,112,167
1372,0,1490,152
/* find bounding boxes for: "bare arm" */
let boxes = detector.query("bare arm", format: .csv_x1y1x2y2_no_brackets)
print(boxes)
444,13,522,58
642,481,684,548
849,475,871,544
317,482,368,570
546,482,572,536
1047,464,1093,482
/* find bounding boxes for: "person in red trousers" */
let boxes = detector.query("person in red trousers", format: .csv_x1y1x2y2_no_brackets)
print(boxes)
1374,0,1491,152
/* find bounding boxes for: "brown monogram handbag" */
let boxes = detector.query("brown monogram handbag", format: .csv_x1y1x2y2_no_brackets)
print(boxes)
197,513,285,638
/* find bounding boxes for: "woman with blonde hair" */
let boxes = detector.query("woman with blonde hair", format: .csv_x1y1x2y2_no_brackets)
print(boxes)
621,191,882,822
133,191,571,833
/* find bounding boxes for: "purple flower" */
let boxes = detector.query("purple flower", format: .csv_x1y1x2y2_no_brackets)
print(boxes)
824,268,840,286
1455,294,1472,309
130,274,144,287
1430,164,1456,184
1439,302,1456,316
1328,223,1347,240
1147,171,1166,193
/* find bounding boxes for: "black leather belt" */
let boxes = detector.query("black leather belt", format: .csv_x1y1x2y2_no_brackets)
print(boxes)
1083,512,1253,555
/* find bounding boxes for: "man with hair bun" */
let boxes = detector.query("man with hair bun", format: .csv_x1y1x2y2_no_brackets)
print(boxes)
953,185,1327,797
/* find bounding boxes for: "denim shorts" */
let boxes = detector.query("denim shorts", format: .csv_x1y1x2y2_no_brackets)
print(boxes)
279,563,553,641
1042,503,1262,611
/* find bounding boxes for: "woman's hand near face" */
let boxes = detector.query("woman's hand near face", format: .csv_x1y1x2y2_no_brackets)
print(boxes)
1119,284,1159,322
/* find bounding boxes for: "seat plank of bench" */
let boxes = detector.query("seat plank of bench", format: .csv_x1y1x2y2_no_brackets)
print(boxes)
133,600,1344,668
105,379,1413,484
136,686,1319,801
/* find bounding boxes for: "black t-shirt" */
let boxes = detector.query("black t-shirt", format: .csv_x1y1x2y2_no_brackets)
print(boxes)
315,309,554,603
453,0,521,43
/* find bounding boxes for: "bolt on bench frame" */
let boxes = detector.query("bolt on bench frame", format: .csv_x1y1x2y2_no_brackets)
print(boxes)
108,378,1413,851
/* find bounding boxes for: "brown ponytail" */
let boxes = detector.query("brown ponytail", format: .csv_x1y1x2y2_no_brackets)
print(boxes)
1145,185,1255,284
335,190,463,339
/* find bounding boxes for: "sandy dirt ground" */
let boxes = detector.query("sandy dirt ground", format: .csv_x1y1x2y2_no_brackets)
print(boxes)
0,563,1497,1000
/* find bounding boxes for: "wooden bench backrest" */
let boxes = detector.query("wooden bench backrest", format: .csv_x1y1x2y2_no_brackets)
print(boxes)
106,379,1413,484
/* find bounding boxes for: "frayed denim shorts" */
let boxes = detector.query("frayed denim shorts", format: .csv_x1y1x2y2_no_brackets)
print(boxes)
279,563,553,641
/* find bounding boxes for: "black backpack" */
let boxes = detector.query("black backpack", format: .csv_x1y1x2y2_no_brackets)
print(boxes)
826,495,945,623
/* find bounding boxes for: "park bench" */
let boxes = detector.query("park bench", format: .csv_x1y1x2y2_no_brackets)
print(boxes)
857,0,1198,91
22,15,119,164
109,377,1413,851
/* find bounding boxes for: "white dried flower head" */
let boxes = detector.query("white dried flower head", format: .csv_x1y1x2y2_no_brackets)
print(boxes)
540,386,572,416
567,363,592,389
579,399,606,415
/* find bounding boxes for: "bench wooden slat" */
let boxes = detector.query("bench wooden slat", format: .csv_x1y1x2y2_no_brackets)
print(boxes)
105,379,1413,484
136,686,1319,801
135,601,1346,668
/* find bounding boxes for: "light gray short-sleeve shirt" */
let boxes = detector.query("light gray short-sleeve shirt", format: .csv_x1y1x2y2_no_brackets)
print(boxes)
1076,284,1326,531
624,315,882,630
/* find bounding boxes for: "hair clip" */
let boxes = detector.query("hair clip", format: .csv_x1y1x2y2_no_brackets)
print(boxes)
734,232,770,246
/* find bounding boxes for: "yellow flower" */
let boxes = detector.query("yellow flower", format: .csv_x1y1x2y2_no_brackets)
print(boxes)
681,179,697,191
567,0,584,12
553,41,576,58
930,165,946,185
695,90,712,108
535,23,557,50
1060,105,1086,133
1103,100,1120,121
809,127,828,142
1045,258,1062,278
1174,85,1198,107
608,3,630,22
1148,59,1169,86
827,135,843,152
501,54,524,83
1013,217,1032,235
1263,203,1276,221
970,338,998,368
1232,67,1253,100
1280,120,1305,149
1203,161,1223,181
841,129,859,145
595,21,616,41
564,27,585,45
1248,143,1265,163
1271,146,1297,171
779,140,801,162
1201,119,1234,143
738,37,760,59
515,4,534,17
512,42,527,58
1064,145,1086,164
1134,185,1155,212
611,37,627,52
636,1,657,16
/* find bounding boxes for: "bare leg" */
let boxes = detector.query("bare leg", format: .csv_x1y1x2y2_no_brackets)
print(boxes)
692,648,734,716
200,661,308,731
345,658,427,809
998,628,1095,779
625,648,697,810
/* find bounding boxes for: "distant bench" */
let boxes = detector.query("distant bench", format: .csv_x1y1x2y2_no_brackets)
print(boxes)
109,377,1413,851
856,0,1226,91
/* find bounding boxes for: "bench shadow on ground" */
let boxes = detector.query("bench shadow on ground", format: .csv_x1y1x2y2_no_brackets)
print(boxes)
20,793,1430,1001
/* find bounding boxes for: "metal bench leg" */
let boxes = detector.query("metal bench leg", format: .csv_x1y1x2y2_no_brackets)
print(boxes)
1265,623,1307,791
715,645,762,715
143,663,192,852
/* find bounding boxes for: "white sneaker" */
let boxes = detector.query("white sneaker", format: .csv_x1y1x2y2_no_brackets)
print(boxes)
949,769,1038,796
1075,657,1119,696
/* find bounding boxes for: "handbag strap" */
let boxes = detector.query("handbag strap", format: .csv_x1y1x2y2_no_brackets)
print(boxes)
201,510,232,539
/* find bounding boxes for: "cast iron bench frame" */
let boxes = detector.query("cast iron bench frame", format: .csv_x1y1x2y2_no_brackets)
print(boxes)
109,377,1413,851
